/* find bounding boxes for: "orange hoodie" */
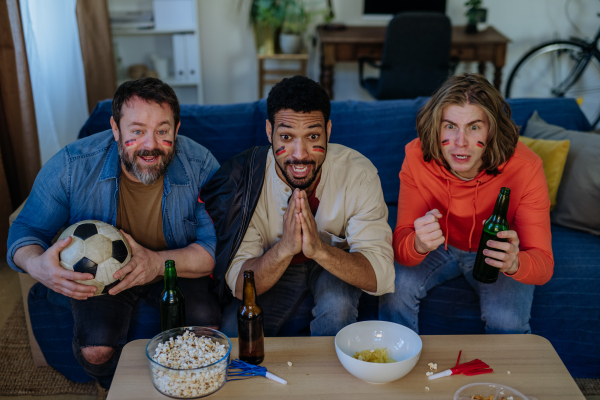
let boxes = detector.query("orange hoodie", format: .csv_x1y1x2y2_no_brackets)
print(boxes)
394,138,553,285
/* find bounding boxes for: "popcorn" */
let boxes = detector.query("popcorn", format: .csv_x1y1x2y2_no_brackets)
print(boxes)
428,362,438,371
426,372,433,376
425,386,430,391
507,370,511,374
287,361,293,366
150,330,228,398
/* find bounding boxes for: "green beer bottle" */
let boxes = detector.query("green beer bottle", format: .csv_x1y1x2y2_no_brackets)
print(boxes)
237,270,264,365
473,187,511,284
160,260,186,331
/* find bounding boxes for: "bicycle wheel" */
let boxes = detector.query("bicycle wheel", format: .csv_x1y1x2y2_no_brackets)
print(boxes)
505,40,600,128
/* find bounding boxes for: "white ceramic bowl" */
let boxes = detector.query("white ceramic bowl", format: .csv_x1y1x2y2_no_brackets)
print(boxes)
334,321,422,384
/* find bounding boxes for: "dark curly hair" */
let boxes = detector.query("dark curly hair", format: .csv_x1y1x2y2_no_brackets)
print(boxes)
267,75,331,125
112,77,180,130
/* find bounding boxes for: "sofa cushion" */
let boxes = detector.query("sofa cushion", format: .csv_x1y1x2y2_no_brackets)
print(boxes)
523,111,600,235
517,136,570,210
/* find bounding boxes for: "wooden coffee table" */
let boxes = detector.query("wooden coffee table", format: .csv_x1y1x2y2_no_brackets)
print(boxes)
107,334,584,399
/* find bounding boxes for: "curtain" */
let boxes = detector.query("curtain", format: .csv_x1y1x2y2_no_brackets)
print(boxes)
76,0,117,113
0,0,41,257
20,0,89,165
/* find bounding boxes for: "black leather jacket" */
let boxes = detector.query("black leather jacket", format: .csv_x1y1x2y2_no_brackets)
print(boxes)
200,146,270,305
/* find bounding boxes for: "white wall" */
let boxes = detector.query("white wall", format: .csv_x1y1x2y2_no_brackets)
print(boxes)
197,0,599,104
197,0,258,104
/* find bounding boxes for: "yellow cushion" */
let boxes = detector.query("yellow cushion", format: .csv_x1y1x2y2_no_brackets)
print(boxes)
518,136,570,210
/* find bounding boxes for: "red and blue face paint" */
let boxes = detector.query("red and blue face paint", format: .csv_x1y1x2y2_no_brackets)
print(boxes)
275,146,286,157
312,145,325,153
476,141,485,148
441,139,450,146
161,139,173,147
124,139,137,147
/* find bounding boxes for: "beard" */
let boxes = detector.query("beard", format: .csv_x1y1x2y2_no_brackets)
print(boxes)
117,135,175,185
274,148,325,191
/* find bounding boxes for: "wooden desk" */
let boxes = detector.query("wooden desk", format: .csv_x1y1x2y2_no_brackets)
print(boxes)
108,335,584,399
318,25,510,98
257,53,309,98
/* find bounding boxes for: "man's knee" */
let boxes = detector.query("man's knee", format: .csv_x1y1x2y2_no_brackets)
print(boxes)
81,346,116,365
483,308,531,334
313,293,359,323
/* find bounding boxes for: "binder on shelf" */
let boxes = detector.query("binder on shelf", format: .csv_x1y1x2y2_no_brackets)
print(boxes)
172,34,187,82
184,34,200,83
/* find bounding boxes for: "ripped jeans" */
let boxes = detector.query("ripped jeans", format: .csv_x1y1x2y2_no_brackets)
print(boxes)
70,277,221,389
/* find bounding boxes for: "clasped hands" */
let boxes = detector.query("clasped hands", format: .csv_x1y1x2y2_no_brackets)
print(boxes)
414,209,520,275
277,188,325,260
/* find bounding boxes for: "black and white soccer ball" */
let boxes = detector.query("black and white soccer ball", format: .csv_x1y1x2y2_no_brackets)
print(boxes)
58,220,132,296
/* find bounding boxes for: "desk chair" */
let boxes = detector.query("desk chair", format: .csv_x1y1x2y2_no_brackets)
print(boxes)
359,12,453,100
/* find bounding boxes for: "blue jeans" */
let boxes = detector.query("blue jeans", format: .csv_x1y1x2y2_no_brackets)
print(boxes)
379,245,535,334
221,260,363,337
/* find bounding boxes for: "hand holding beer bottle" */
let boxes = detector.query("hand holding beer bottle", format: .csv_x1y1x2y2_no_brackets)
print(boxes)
473,187,520,283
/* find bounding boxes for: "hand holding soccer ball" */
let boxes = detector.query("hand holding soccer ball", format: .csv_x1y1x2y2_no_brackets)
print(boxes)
58,220,132,296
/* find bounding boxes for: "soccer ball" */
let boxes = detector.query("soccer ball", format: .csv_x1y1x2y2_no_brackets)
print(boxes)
58,220,132,296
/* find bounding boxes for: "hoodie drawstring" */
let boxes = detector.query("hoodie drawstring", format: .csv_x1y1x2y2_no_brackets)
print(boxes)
468,180,481,252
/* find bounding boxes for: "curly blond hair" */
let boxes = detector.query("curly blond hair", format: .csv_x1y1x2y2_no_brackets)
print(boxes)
416,73,519,175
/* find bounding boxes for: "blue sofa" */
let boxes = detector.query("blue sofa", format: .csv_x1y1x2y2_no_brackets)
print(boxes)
28,96,599,382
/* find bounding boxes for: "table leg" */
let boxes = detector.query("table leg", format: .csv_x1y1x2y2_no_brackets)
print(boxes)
320,43,335,99
300,59,307,77
478,62,486,76
493,43,507,92
258,59,264,99
493,65,503,91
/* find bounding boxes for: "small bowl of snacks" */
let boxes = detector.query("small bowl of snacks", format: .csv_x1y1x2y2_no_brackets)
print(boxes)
454,382,529,400
146,327,231,398
334,321,422,384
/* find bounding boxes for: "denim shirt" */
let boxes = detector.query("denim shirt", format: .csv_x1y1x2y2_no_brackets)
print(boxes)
7,130,219,273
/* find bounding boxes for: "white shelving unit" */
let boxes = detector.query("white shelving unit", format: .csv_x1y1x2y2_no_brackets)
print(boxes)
109,0,203,104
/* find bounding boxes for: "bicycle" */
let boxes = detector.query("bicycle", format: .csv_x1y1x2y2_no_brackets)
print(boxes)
505,10,600,129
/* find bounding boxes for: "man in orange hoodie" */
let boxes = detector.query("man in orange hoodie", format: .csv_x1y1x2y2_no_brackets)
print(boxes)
379,73,554,334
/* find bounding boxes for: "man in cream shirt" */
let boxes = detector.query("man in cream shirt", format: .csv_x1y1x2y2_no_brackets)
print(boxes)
208,76,394,336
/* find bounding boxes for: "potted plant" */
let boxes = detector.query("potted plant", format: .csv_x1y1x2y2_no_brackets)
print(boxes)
279,1,310,54
248,0,287,54
465,0,487,34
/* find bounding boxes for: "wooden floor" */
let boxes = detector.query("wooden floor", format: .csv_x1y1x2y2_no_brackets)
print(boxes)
0,260,597,400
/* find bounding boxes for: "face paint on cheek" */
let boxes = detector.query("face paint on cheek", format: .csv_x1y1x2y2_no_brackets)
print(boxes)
124,139,137,147
441,139,450,146
477,141,485,148
312,146,325,153
161,140,173,147
275,146,286,157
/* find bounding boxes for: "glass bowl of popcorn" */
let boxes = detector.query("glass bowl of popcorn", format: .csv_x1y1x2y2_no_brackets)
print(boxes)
146,327,231,398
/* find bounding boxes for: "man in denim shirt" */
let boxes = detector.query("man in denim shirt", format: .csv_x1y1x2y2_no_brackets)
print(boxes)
7,78,220,389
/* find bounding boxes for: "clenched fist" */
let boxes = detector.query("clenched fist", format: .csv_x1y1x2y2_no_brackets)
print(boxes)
414,209,445,254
